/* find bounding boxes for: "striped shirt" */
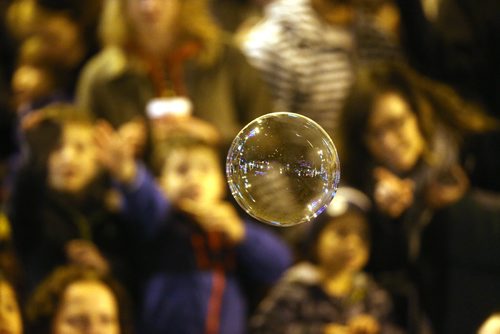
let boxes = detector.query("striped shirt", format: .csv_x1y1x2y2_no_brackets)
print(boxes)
243,0,400,140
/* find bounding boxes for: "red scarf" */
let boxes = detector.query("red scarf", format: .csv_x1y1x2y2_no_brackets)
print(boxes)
133,41,202,97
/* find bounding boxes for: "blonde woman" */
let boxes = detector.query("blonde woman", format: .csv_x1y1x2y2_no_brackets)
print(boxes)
77,0,274,161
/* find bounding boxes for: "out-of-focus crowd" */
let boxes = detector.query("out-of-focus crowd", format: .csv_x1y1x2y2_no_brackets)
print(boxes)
0,0,499,333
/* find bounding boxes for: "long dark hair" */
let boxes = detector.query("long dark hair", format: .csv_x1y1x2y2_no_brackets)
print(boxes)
338,61,497,189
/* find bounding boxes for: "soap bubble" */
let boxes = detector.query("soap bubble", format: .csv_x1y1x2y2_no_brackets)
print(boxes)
226,112,340,227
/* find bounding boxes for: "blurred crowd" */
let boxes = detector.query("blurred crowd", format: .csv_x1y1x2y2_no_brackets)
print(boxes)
0,0,499,333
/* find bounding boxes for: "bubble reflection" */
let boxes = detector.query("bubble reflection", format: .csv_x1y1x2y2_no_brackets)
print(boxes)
226,112,340,226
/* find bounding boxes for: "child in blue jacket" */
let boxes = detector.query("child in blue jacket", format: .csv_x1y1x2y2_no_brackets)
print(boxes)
96,119,292,334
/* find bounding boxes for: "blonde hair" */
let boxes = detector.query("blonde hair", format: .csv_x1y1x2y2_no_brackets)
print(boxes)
99,0,223,66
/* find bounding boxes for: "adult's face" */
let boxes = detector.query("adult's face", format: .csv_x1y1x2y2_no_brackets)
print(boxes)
126,0,181,55
365,92,425,174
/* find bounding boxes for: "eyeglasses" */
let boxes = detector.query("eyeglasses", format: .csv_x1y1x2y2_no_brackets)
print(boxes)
366,113,412,140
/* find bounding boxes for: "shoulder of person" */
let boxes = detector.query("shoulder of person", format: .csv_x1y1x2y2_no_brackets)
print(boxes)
242,17,286,55
281,261,321,285
355,273,394,309
204,34,250,67
79,47,131,84
266,271,315,302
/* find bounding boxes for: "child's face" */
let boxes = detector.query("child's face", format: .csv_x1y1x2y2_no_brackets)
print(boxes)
365,92,425,174
160,147,225,205
52,280,119,334
0,281,23,334
48,123,99,194
317,218,369,273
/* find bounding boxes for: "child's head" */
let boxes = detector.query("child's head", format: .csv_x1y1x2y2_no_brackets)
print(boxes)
0,273,23,334
27,266,131,334
308,188,371,274
154,135,225,205
26,104,99,194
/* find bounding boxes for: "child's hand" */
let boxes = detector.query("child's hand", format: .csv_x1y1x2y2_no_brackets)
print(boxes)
373,167,414,218
94,120,137,185
117,118,147,158
65,239,110,274
347,314,380,334
180,200,245,244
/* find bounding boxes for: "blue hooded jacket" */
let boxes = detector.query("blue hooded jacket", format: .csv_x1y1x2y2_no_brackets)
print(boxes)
119,165,293,334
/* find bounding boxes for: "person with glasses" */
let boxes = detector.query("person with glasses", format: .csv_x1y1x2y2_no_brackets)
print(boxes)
338,61,498,333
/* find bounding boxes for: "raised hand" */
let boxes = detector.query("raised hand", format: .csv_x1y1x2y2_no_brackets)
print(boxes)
179,199,245,244
425,164,469,208
373,166,415,218
94,120,137,185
